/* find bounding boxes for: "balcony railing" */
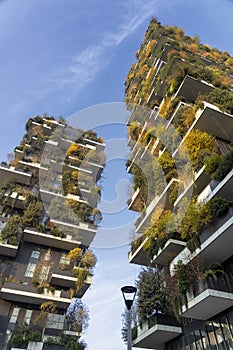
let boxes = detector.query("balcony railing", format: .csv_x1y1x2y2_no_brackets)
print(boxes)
152,239,186,266
0,282,71,309
23,228,81,251
132,314,182,350
181,277,233,320
0,165,32,186
170,206,233,270
136,179,180,234
128,237,151,267
0,241,19,257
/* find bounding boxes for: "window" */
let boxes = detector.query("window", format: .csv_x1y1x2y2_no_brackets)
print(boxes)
25,262,36,277
24,310,33,326
31,250,40,259
10,307,20,323
46,313,65,329
59,254,70,268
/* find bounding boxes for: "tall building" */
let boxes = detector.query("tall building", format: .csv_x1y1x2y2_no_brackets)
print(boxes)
0,115,105,349
125,19,233,349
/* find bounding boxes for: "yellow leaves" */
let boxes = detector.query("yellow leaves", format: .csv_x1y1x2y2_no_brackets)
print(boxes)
67,247,82,262
184,130,217,169
182,105,197,129
159,97,173,118
81,250,97,269
32,125,44,137
66,143,80,157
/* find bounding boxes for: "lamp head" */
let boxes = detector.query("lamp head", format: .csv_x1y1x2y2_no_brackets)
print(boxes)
121,285,137,310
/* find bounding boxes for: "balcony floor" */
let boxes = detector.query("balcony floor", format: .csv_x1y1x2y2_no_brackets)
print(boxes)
181,289,233,320
133,324,182,350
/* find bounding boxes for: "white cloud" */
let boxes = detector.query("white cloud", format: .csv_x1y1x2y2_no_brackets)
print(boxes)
49,0,158,93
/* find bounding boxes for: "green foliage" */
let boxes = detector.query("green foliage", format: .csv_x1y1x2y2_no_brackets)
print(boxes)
158,150,176,182
206,196,231,218
184,129,217,170
205,88,233,114
80,250,97,269
65,339,86,350
212,148,233,181
22,199,44,228
1,214,22,245
11,324,41,345
204,154,223,175
74,267,89,291
180,199,211,241
136,268,168,322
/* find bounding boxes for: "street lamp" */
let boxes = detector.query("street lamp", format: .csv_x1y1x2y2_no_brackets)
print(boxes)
121,286,137,350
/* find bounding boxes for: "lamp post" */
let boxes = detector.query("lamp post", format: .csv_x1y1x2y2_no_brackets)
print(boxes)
121,286,137,350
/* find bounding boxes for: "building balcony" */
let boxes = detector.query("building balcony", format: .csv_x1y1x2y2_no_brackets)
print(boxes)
132,314,182,350
3,191,26,209
19,160,48,172
174,166,210,208
51,269,76,288
74,271,93,298
128,187,141,211
0,282,71,309
181,277,233,320
65,162,92,176
0,165,31,186
14,147,25,159
194,101,233,142
39,189,88,205
170,206,233,270
0,241,19,257
83,137,106,149
23,228,82,250
30,120,53,136
128,237,151,267
49,219,97,247
152,239,186,266
207,168,233,202
175,75,213,103
136,179,180,234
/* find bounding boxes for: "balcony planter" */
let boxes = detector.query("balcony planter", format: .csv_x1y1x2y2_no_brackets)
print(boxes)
152,238,186,265
132,314,182,350
181,277,233,320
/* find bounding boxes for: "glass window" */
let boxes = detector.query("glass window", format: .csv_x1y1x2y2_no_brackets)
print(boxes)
46,313,65,329
24,310,32,326
213,320,228,350
205,322,218,350
226,310,233,337
31,250,40,259
25,262,36,277
195,330,204,350
219,315,233,350
59,254,70,267
188,333,197,350
10,307,20,323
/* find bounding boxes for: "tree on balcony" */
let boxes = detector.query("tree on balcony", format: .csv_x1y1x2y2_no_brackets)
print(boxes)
66,298,89,333
136,267,169,322
0,214,22,245
21,199,44,228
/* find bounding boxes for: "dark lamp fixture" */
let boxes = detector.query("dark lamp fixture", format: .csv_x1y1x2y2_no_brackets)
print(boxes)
121,286,137,310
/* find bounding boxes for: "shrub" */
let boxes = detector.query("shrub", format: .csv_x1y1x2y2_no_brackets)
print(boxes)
1,214,22,245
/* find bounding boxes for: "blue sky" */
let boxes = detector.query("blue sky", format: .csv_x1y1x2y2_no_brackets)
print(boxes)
1,0,233,350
